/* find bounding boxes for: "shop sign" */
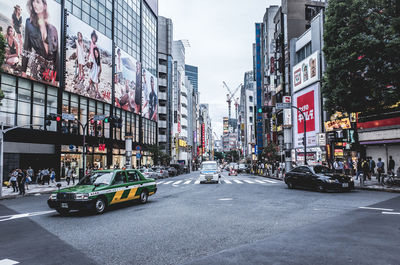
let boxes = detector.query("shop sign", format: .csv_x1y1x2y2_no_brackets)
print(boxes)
283,109,292,126
292,51,319,93
293,83,321,148
318,133,326,146
325,118,351,132
178,139,187,148
334,149,344,157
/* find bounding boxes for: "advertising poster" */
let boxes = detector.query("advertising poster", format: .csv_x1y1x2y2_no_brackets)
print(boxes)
114,47,141,114
292,51,319,93
293,82,321,148
65,14,112,104
0,0,61,86
141,69,158,121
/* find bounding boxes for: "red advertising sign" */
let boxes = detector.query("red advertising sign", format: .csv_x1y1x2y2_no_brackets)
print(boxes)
297,90,315,133
202,123,205,153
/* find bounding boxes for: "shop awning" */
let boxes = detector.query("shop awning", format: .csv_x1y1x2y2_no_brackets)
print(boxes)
360,139,400,145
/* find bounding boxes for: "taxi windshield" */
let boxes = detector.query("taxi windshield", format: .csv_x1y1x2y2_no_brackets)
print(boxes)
78,172,114,186
202,164,217,171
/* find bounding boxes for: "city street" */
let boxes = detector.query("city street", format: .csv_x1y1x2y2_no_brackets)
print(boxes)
1,171,399,265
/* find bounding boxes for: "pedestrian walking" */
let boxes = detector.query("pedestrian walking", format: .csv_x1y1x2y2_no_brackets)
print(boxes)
369,158,376,178
362,159,369,181
25,169,31,190
388,156,395,175
356,159,363,180
50,169,56,184
66,167,73,185
9,170,18,192
17,169,26,195
377,158,385,183
72,167,77,185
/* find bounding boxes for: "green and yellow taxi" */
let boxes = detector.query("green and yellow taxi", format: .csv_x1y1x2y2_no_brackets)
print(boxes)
47,169,157,215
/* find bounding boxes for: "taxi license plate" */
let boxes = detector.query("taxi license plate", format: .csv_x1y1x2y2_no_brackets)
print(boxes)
61,203,68,208
342,183,349,188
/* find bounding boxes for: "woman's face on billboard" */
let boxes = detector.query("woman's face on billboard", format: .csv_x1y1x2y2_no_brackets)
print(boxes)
33,0,45,15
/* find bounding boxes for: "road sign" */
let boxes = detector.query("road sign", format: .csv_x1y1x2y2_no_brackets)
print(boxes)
136,153,141,159
94,115,106,121
136,145,141,151
62,113,75,121
276,103,291,110
69,144,75,150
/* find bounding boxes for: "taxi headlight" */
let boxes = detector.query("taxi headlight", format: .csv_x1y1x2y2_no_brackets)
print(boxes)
49,193,57,200
75,193,89,200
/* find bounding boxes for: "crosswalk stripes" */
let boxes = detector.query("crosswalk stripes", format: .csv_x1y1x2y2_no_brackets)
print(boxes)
163,181,174,185
194,179,200,184
263,179,278,184
254,180,266,184
184,179,192,184
223,179,232,184
233,179,243,184
173,180,183,185
157,181,165,184
242,179,255,184
0,259,20,265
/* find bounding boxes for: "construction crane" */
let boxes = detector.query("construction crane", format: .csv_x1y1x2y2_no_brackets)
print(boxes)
223,81,242,123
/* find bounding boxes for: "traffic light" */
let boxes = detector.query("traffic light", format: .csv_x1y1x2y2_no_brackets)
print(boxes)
104,116,122,128
45,113,61,126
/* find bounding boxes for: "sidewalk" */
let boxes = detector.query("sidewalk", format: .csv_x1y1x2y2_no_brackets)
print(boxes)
256,172,400,193
1,180,74,200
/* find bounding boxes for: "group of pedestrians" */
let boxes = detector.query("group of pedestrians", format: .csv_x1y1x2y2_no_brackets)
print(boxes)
7,167,56,195
354,156,397,184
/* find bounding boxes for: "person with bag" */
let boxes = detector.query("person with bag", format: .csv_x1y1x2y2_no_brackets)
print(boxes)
362,159,370,181
376,158,385,183
9,170,18,193
66,167,73,186
17,169,26,195
50,169,56,184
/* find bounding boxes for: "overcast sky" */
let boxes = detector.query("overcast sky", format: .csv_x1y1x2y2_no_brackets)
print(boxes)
159,0,281,138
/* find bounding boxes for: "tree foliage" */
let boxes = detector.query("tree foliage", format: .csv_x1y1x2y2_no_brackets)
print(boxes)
323,0,400,114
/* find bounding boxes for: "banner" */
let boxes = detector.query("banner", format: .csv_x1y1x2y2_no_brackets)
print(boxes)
141,69,158,121
293,82,321,148
65,14,112,104
114,47,141,114
325,118,351,132
292,51,319,93
0,0,61,86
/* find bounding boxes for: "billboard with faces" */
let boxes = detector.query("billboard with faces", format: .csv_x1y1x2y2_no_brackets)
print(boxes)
65,14,112,104
293,82,321,148
141,69,158,122
114,47,141,114
0,0,61,86
292,51,319,93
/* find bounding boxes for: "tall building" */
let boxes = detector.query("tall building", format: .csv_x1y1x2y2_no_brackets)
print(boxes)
185,65,198,94
157,16,174,155
199,104,212,160
239,71,256,159
0,0,158,177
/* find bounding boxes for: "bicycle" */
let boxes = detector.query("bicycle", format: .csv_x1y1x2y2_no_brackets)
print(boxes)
382,172,400,187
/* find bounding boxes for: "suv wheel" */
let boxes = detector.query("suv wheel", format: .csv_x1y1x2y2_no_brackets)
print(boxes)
94,197,106,214
140,190,148,204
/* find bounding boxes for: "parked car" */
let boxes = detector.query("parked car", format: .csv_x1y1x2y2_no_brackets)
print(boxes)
155,168,169,179
139,168,158,179
284,165,354,192
167,167,178,177
238,164,247,173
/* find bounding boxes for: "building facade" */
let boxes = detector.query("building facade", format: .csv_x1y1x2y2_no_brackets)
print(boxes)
0,0,158,177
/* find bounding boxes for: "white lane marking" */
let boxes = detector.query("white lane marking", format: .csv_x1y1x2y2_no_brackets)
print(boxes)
233,179,243,184
0,210,56,223
359,207,394,211
194,179,200,184
223,179,232,184
219,198,233,201
382,211,400,215
163,181,174,185
184,179,192,184
0,259,20,265
173,180,183,185
243,179,255,184
254,180,266,184
262,179,278,184
157,181,165,184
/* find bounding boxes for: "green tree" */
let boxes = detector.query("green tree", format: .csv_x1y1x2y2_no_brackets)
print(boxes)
214,151,224,162
323,0,400,114
0,28,6,104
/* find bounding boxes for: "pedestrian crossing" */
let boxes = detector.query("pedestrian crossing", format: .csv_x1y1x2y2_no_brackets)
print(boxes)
156,178,278,186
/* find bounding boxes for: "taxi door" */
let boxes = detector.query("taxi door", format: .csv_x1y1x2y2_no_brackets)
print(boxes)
108,171,131,205
126,170,143,201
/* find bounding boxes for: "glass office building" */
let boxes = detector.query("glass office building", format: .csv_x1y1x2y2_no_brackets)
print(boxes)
0,0,158,177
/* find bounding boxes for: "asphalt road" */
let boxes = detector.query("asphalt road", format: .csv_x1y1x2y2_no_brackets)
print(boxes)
1,171,399,265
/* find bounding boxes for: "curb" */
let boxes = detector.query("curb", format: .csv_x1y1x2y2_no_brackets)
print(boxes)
354,186,400,193
1,189,55,200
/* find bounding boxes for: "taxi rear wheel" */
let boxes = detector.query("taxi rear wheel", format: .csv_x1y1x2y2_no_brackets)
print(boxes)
140,190,148,204
94,197,107,214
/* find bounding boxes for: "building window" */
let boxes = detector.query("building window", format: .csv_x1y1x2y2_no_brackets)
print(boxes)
17,79,31,126
249,96,253,102
32,83,45,127
0,74,17,126
249,106,253,112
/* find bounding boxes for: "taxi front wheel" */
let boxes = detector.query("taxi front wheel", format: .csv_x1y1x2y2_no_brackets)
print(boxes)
140,190,148,204
94,197,107,214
